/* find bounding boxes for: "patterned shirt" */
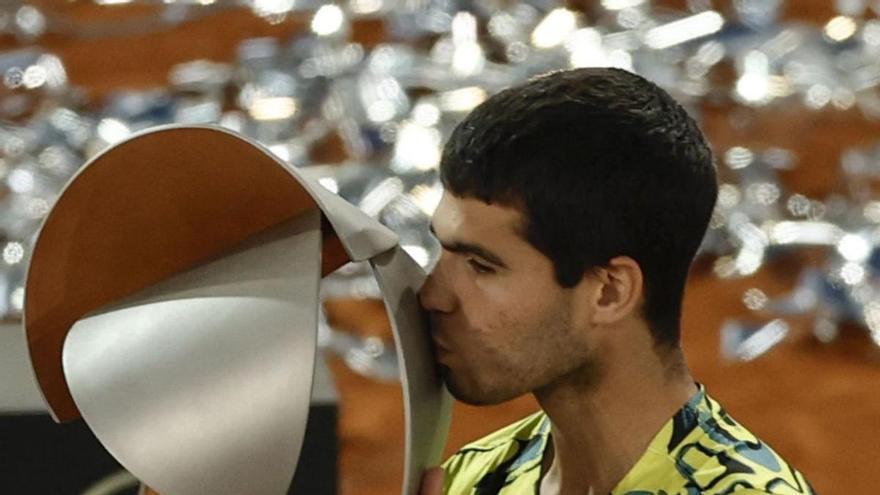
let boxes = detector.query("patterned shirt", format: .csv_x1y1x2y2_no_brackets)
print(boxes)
442,385,816,494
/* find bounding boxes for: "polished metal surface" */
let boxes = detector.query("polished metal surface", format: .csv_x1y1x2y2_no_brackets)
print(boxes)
294,160,399,261
63,212,322,495
0,321,44,412
25,125,450,494
371,245,452,495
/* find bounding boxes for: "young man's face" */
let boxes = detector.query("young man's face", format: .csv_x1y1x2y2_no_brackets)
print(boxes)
419,192,596,405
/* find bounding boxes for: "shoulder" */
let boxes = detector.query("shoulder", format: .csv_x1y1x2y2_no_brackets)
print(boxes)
442,411,549,494
662,392,817,494
617,388,817,495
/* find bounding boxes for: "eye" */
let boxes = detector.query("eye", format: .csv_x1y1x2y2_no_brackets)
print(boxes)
467,258,495,274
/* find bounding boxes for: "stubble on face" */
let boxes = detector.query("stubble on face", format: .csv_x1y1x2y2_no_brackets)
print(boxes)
439,288,599,406
425,193,601,406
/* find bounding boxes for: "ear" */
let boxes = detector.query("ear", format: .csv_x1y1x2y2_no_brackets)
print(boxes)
588,256,643,326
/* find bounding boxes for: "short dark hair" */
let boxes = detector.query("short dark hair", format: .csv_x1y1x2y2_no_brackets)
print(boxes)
439,67,717,347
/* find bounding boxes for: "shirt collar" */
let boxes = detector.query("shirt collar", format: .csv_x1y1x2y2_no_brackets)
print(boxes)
611,382,709,493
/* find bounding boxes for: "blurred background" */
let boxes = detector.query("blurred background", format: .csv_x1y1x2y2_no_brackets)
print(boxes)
1,0,880,493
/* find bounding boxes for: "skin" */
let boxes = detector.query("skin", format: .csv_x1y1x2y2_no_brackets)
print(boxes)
418,192,698,495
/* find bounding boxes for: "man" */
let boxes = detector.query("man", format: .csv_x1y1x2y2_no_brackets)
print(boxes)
417,68,816,494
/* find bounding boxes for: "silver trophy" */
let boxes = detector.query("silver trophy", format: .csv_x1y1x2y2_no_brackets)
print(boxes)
23,124,451,495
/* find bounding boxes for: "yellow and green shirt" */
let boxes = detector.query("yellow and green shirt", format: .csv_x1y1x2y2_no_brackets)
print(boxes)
442,385,816,494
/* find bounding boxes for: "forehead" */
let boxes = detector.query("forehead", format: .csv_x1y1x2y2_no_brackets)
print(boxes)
431,192,523,240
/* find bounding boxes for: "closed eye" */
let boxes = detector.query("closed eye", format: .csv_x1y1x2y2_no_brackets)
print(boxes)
429,223,508,270
467,258,495,274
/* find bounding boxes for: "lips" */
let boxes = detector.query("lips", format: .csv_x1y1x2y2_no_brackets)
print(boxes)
432,337,451,355
427,316,449,351
430,334,454,364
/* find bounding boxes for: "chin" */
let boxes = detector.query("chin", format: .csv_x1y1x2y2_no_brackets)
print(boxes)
439,365,522,406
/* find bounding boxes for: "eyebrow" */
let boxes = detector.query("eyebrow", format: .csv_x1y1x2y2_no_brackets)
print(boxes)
429,224,509,268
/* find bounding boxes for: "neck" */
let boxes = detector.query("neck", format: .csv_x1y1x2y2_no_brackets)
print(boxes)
535,325,697,495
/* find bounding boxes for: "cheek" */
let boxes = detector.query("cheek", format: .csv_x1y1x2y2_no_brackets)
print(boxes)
472,274,560,326
454,277,566,363
450,287,584,403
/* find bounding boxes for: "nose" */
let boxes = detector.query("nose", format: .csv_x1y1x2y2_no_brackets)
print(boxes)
419,255,457,314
